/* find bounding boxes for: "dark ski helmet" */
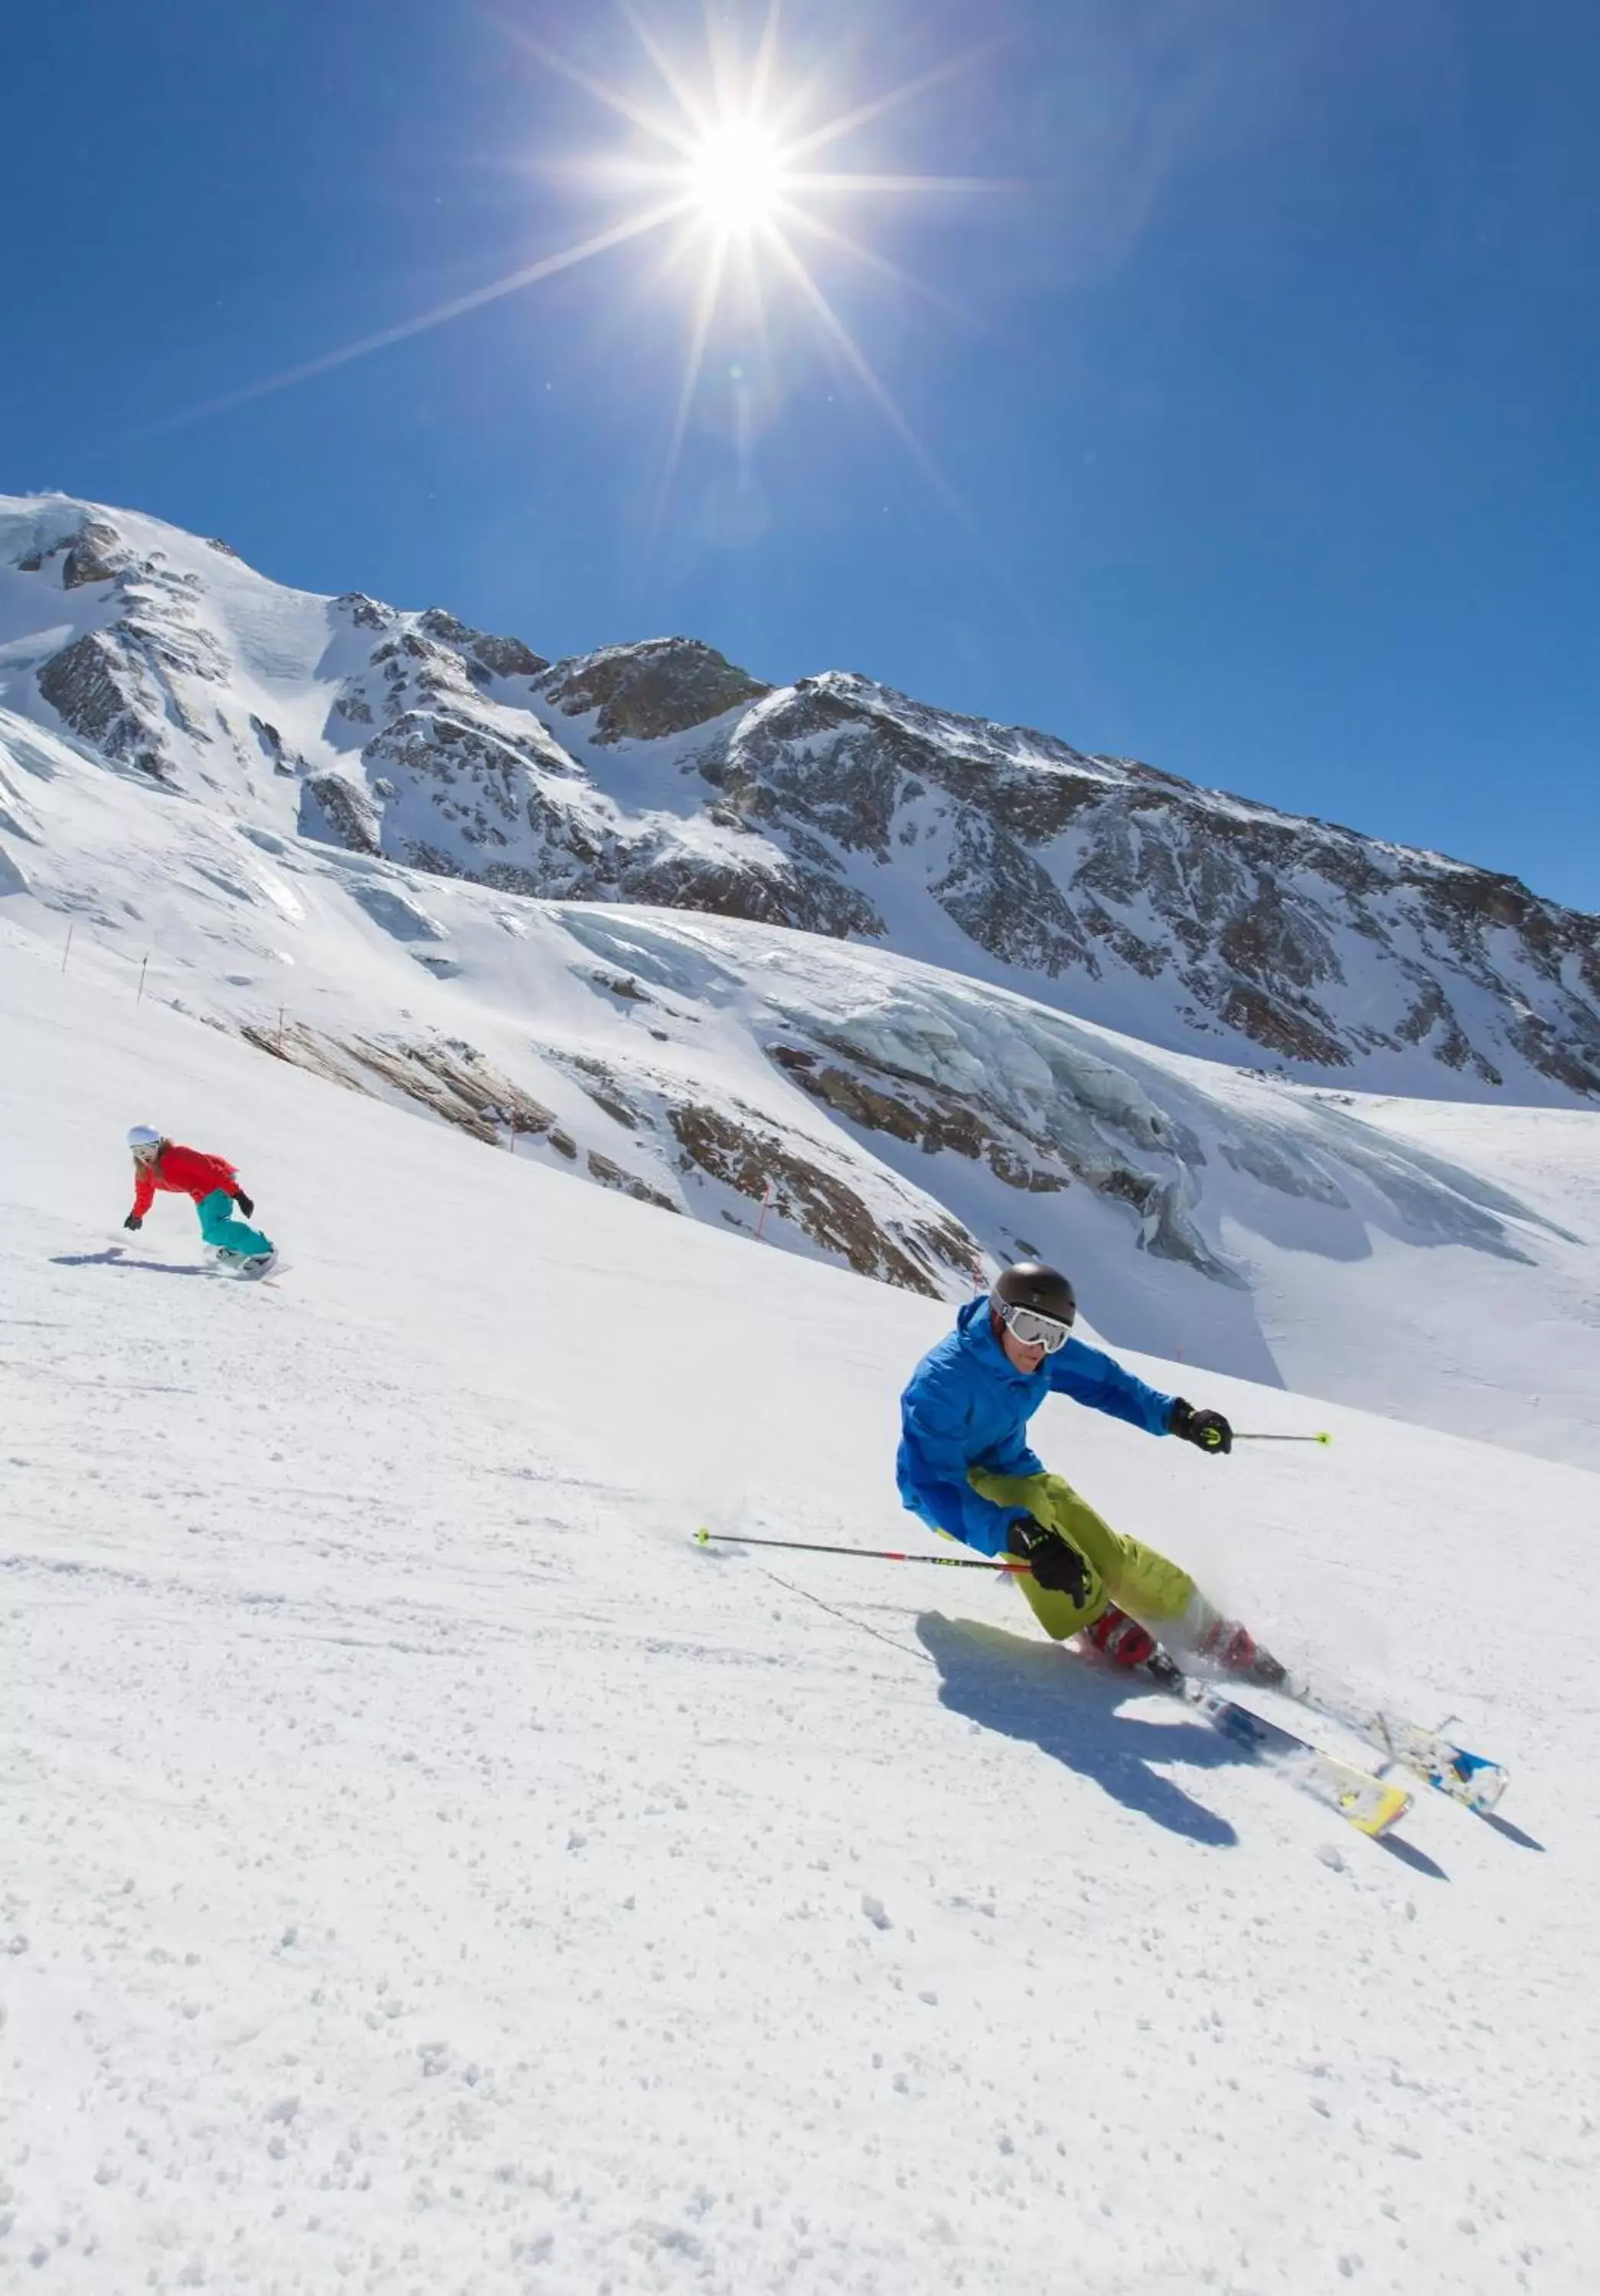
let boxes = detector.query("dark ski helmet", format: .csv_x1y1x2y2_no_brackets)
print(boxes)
992,1262,1076,1352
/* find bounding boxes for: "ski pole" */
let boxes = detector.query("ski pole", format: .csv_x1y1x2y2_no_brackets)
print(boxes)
694,1528,1031,1572
1233,1431,1333,1446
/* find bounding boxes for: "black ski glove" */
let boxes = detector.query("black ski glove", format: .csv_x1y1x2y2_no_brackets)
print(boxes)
123,1212,142,1231
1007,1517,1092,1605
234,1191,255,1218
1169,1398,1233,1456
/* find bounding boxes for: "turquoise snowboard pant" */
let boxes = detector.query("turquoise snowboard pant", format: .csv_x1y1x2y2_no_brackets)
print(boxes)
197,1188,273,1258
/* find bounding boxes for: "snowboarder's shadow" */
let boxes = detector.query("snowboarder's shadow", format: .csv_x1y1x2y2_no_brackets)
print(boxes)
51,1247,209,1277
916,1613,1244,1848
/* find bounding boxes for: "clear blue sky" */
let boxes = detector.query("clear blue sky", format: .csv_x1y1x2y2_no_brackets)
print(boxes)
5,0,1598,908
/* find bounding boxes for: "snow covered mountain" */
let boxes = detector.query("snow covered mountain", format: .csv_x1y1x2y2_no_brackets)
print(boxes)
5,490,1599,1102
6,938,1599,2296
3,493,1599,1462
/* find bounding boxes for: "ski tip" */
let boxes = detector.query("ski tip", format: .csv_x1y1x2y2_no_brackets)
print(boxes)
1344,1782,1413,1838
1445,1759,1510,1813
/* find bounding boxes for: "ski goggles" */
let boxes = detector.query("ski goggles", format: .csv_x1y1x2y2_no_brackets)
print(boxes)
994,1298,1074,1353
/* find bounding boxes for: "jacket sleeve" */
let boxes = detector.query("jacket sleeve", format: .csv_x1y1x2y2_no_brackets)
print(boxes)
1050,1338,1175,1436
132,1166,157,1218
900,1384,1025,1557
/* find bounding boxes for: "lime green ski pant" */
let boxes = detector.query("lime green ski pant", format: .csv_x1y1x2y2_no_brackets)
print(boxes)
968,1468,1197,1642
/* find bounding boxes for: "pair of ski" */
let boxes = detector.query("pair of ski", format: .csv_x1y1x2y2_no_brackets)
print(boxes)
688,1528,1505,1845
1141,1647,1507,1840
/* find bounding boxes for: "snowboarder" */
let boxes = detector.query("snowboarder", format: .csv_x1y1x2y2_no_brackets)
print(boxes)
897,1262,1275,1678
122,1125,276,1271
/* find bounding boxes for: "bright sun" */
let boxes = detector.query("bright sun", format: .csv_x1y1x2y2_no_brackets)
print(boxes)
689,121,786,234
175,9,988,489
194,14,984,505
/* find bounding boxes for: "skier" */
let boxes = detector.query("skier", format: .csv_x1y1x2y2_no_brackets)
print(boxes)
897,1262,1277,1679
122,1125,276,1272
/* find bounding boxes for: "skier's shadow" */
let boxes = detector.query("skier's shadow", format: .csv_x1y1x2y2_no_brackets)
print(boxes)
916,1613,1242,1848
1474,1809,1544,1853
51,1247,207,1277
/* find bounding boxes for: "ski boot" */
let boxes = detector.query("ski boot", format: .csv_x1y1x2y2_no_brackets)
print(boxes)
1182,1595,1288,1689
1083,1604,1158,1668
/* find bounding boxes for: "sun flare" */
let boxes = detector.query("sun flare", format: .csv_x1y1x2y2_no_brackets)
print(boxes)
688,120,786,234
172,8,987,504
498,2,984,518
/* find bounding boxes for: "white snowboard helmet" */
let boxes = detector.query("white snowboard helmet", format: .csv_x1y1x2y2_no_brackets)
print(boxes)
127,1124,163,1154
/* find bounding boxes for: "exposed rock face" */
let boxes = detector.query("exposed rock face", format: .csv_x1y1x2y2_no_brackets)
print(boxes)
25,517,231,781
37,632,171,778
416,609,547,683
240,1022,561,1148
536,638,770,742
472,631,547,680
586,1150,678,1212
299,774,380,855
666,1100,973,1295
533,1039,981,1291
335,592,393,633
61,520,129,589
250,715,305,777
615,850,878,937
240,1020,689,1215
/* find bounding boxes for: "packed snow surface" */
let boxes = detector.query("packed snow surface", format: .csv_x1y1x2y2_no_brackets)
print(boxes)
5,937,1598,2295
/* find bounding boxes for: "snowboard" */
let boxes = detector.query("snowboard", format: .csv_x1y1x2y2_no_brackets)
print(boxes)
207,1248,286,1283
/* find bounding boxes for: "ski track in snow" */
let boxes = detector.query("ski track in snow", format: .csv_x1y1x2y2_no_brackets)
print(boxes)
4,944,1600,2295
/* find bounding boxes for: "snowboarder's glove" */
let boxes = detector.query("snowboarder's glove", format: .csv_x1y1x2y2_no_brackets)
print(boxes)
123,1212,142,1231
1170,1398,1233,1456
233,1190,254,1217
1007,1517,1092,1604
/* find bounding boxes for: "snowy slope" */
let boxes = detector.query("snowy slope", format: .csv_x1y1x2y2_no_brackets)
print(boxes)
5,935,1598,2296
4,688,1599,1465
5,490,1599,1103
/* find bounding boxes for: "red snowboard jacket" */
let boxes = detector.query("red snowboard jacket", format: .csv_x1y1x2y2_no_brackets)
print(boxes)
131,1142,244,1218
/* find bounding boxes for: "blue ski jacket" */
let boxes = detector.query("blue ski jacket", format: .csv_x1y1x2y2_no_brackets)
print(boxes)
896,1296,1177,1555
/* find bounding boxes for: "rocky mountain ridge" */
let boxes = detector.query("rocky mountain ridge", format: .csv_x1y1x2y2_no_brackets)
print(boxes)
3,490,1598,1103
